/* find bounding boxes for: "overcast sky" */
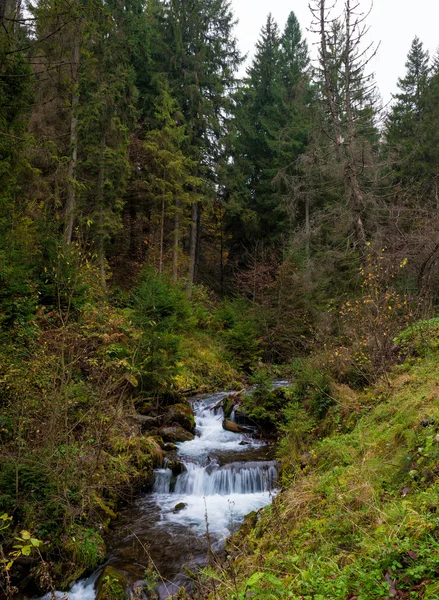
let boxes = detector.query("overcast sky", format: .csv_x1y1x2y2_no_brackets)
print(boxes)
232,0,439,104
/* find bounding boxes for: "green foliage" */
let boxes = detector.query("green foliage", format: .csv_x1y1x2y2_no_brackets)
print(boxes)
224,12,311,252
64,525,105,571
207,344,439,600
213,300,261,371
395,317,439,357
133,269,196,389
289,358,334,418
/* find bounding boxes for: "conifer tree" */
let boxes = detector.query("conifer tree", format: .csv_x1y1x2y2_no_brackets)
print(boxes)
141,84,201,280
224,14,284,251
386,37,432,199
77,0,145,287
0,0,36,326
155,0,242,288
225,12,311,258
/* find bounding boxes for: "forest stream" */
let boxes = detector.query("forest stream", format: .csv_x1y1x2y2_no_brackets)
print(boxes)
44,389,279,599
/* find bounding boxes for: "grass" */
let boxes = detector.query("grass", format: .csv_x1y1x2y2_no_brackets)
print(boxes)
204,333,439,599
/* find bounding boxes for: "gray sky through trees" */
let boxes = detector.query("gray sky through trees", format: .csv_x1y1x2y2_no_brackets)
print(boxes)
232,0,439,105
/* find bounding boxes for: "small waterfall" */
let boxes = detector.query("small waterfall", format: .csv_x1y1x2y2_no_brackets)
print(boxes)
173,461,277,496
39,389,280,600
153,468,173,494
151,392,278,540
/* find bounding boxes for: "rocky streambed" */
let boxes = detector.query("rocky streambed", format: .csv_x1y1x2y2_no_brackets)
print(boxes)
43,389,280,599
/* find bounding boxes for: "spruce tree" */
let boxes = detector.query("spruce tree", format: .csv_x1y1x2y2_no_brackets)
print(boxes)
386,37,431,198
141,84,201,280
224,12,312,257
224,14,284,252
154,0,243,287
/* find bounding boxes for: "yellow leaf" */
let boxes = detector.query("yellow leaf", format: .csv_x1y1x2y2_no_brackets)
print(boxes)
125,373,138,387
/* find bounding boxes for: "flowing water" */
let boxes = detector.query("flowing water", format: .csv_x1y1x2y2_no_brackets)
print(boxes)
42,391,278,599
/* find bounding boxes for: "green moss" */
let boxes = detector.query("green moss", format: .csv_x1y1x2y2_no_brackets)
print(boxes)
96,566,127,600
204,345,439,599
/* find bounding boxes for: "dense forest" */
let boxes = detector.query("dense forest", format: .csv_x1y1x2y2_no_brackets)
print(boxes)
2,0,439,597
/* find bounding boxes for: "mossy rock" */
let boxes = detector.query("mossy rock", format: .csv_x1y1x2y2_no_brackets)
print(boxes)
159,426,195,443
163,403,195,432
164,442,177,451
174,502,187,513
96,566,127,600
222,396,235,418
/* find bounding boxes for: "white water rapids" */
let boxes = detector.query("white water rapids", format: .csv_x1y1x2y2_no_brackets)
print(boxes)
40,391,278,599
152,393,277,537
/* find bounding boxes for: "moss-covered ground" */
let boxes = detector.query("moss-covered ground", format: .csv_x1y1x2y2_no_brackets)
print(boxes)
202,323,439,599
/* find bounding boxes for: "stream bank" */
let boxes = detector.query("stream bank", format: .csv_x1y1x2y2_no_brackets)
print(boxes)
45,389,279,599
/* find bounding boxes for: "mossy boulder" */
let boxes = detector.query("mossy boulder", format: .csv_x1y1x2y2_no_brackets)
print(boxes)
174,502,187,513
164,442,177,451
129,413,162,432
96,565,127,600
163,403,195,432
159,426,195,443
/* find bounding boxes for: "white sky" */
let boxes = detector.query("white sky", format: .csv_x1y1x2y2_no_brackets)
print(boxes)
232,0,439,105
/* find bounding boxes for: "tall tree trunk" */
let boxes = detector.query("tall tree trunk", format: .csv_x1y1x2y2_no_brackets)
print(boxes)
64,37,80,245
305,193,310,260
187,201,197,296
219,204,224,295
318,0,344,163
173,198,179,282
344,0,366,248
97,133,106,290
159,195,165,274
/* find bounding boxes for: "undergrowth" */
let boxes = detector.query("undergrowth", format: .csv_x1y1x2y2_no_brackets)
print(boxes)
200,318,439,599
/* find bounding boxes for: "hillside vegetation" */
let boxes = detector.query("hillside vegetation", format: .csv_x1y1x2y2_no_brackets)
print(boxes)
2,0,439,596
201,322,439,599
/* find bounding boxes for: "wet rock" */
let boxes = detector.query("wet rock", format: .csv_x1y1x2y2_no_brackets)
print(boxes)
222,419,242,433
129,413,162,432
159,426,195,443
167,460,186,476
222,419,252,434
96,565,127,600
164,442,177,451
163,403,195,432
239,441,249,446
174,502,187,513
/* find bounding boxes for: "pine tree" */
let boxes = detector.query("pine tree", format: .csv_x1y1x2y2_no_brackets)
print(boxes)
386,37,431,198
224,14,284,252
0,0,36,327
154,0,243,288
141,84,201,280
280,11,310,101
224,12,312,258
308,0,380,250
77,0,144,287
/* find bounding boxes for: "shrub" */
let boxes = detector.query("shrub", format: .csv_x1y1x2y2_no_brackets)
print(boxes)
132,269,196,390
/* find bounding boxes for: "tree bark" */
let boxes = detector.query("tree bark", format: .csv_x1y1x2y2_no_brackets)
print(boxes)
173,198,179,282
344,0,366,249
187,201,197,296
318,0,344,163
305,193,310,260
64,37,80,245
97,134,106,290
159,195,165,274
